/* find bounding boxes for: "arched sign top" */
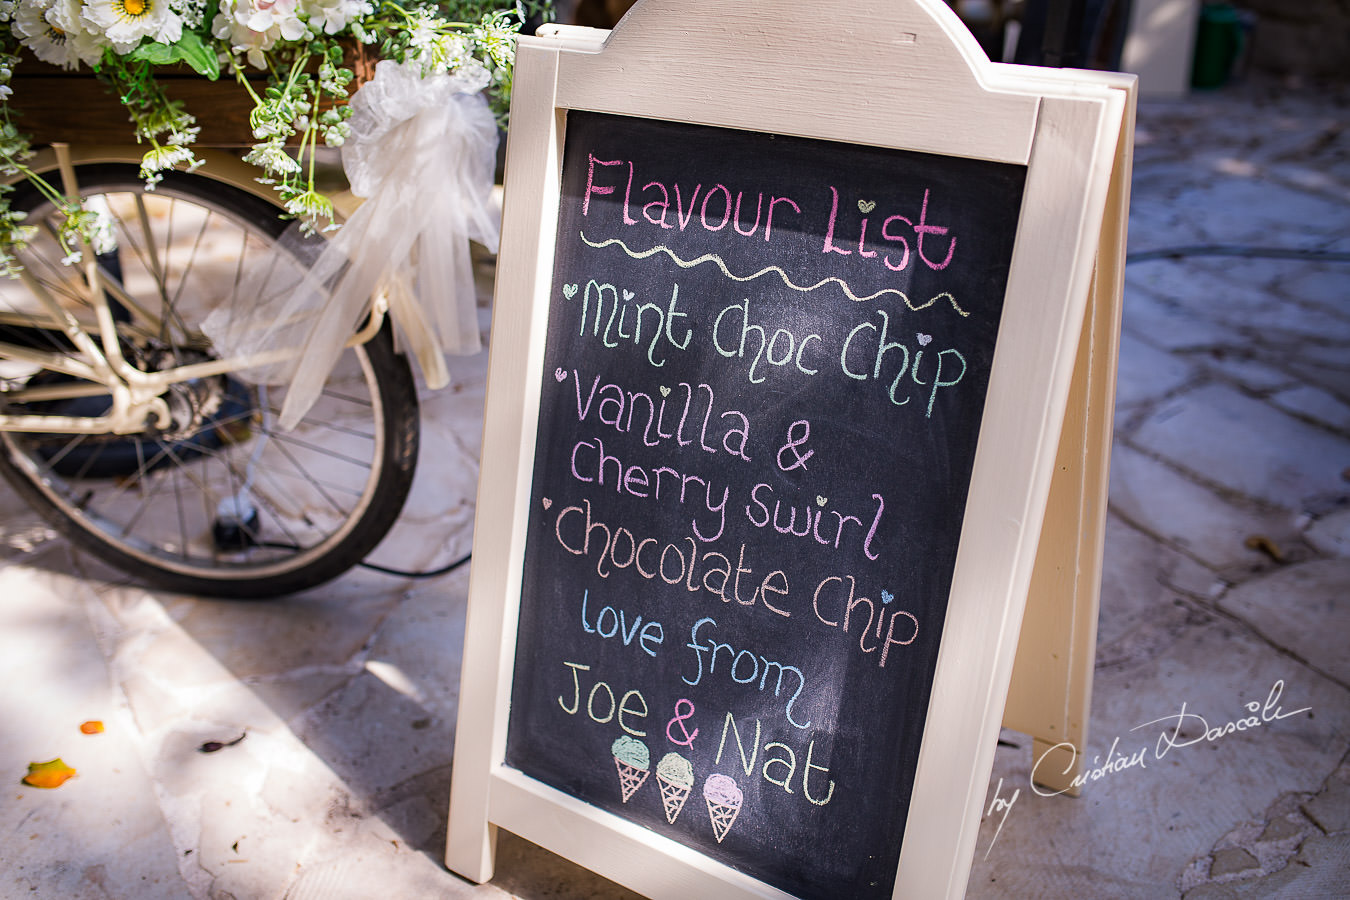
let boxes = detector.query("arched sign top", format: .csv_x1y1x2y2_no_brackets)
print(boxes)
548,0,1041,164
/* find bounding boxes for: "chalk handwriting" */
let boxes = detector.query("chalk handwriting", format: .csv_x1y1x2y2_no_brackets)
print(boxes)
812,574,919,667
683,616,811,729
667,698,699,747
579,589,664,657
775,419,814,472
580,231,970,311
573,280,694,366
715,712,836,806
840,310,968,415
567,436,729,542
744,485,884,558
821,186,958,271
713,298,825,384
557,661,649,737
570,370,753,460
553,499,793,616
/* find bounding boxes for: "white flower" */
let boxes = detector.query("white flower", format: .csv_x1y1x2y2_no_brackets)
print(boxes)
12,0,106,70
212,9,274,68
81,0,184,54
169,0,205,29
405,9,438,53
213,0,304,68
11,0,72,69
141,143,196,173
243,0,305,42
46,0,110,66
243,141,301,176
301,0,368,36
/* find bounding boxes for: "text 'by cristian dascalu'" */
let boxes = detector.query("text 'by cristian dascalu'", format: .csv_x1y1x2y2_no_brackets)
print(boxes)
980,679,1314,860
1032,679,1314,797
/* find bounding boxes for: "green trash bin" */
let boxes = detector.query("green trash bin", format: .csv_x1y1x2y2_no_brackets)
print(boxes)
1192,2,1245,88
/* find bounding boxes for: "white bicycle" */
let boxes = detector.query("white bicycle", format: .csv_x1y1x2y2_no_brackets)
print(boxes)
0,145,420,597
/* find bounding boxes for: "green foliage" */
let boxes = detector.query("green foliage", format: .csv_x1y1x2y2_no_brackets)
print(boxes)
0,0,553,262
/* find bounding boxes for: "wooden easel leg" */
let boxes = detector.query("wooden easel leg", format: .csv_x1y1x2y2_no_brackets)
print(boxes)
1001,257,1121,798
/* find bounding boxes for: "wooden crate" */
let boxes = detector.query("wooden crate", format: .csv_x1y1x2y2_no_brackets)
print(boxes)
9,46,374,147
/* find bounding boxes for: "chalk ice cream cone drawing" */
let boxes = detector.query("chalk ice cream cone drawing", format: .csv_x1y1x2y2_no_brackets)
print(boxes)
656,752,694,823
703,773,743,842
611,735,650,802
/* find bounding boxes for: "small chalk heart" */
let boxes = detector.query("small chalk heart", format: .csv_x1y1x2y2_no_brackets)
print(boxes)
562,283,578,299
858,200,876,214
660,385,671,397
916,333,932,346
880,589,895,605
622,289,635,301
816,495,828,507
542,497,552,510
554,368,567,382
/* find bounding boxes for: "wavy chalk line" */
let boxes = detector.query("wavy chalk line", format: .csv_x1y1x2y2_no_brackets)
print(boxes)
578,231,969,316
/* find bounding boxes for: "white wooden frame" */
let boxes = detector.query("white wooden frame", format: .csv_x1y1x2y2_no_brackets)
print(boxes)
447,1,1132,897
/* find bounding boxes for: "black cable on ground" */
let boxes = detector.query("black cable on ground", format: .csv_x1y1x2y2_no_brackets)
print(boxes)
357,552,472,579
257,541,473,579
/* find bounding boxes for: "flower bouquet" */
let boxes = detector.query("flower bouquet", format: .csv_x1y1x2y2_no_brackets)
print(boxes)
0,0,549,263
1,0,550,428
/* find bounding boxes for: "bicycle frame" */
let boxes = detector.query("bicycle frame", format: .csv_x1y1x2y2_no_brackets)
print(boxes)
0,143,387,436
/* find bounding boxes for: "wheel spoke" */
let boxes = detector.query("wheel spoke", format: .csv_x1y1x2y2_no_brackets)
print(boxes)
0,165,415,596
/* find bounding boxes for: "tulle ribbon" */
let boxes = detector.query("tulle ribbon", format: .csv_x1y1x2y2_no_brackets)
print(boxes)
204,60,500,429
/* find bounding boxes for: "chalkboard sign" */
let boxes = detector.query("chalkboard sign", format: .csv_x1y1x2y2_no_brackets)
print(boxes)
502,110,1026,899
446,3,1133,896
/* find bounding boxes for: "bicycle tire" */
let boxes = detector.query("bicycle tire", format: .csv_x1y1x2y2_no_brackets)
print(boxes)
0,163,419,597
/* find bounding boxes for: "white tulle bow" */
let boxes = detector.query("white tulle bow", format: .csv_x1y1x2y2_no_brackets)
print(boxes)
204,59,500,430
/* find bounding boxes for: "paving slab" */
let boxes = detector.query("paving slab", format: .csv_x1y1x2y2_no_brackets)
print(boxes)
1217,558,1350,686
1131,382,1350,511
1120,284,1246,351
1285,357,1350,407
1123,261,1350,348
967,602,1350,898
1276,265,1350,314
1193,351,1301,394
1270,384,1350,433
1108,443,1300,572
1112,330,1200,411
1182,832,1350,899
0,565,186,900
1140,171,1348,249
1305,507,1350,557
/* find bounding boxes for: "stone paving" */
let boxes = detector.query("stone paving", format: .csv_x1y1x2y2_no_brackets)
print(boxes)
2,78,1348,899
965,78,1350,899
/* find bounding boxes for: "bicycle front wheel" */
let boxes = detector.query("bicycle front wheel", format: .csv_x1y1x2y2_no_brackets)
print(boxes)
0,164,419,597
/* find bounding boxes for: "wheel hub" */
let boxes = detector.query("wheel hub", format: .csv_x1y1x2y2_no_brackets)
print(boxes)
11,351,260,480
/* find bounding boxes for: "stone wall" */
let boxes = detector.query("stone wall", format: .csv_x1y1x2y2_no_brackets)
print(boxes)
1228,0,1350,80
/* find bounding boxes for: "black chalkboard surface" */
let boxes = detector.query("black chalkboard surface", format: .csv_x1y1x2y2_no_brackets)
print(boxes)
504,111,1026,899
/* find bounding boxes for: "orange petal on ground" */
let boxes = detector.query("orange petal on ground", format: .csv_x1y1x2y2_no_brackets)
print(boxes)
22,758,77,789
